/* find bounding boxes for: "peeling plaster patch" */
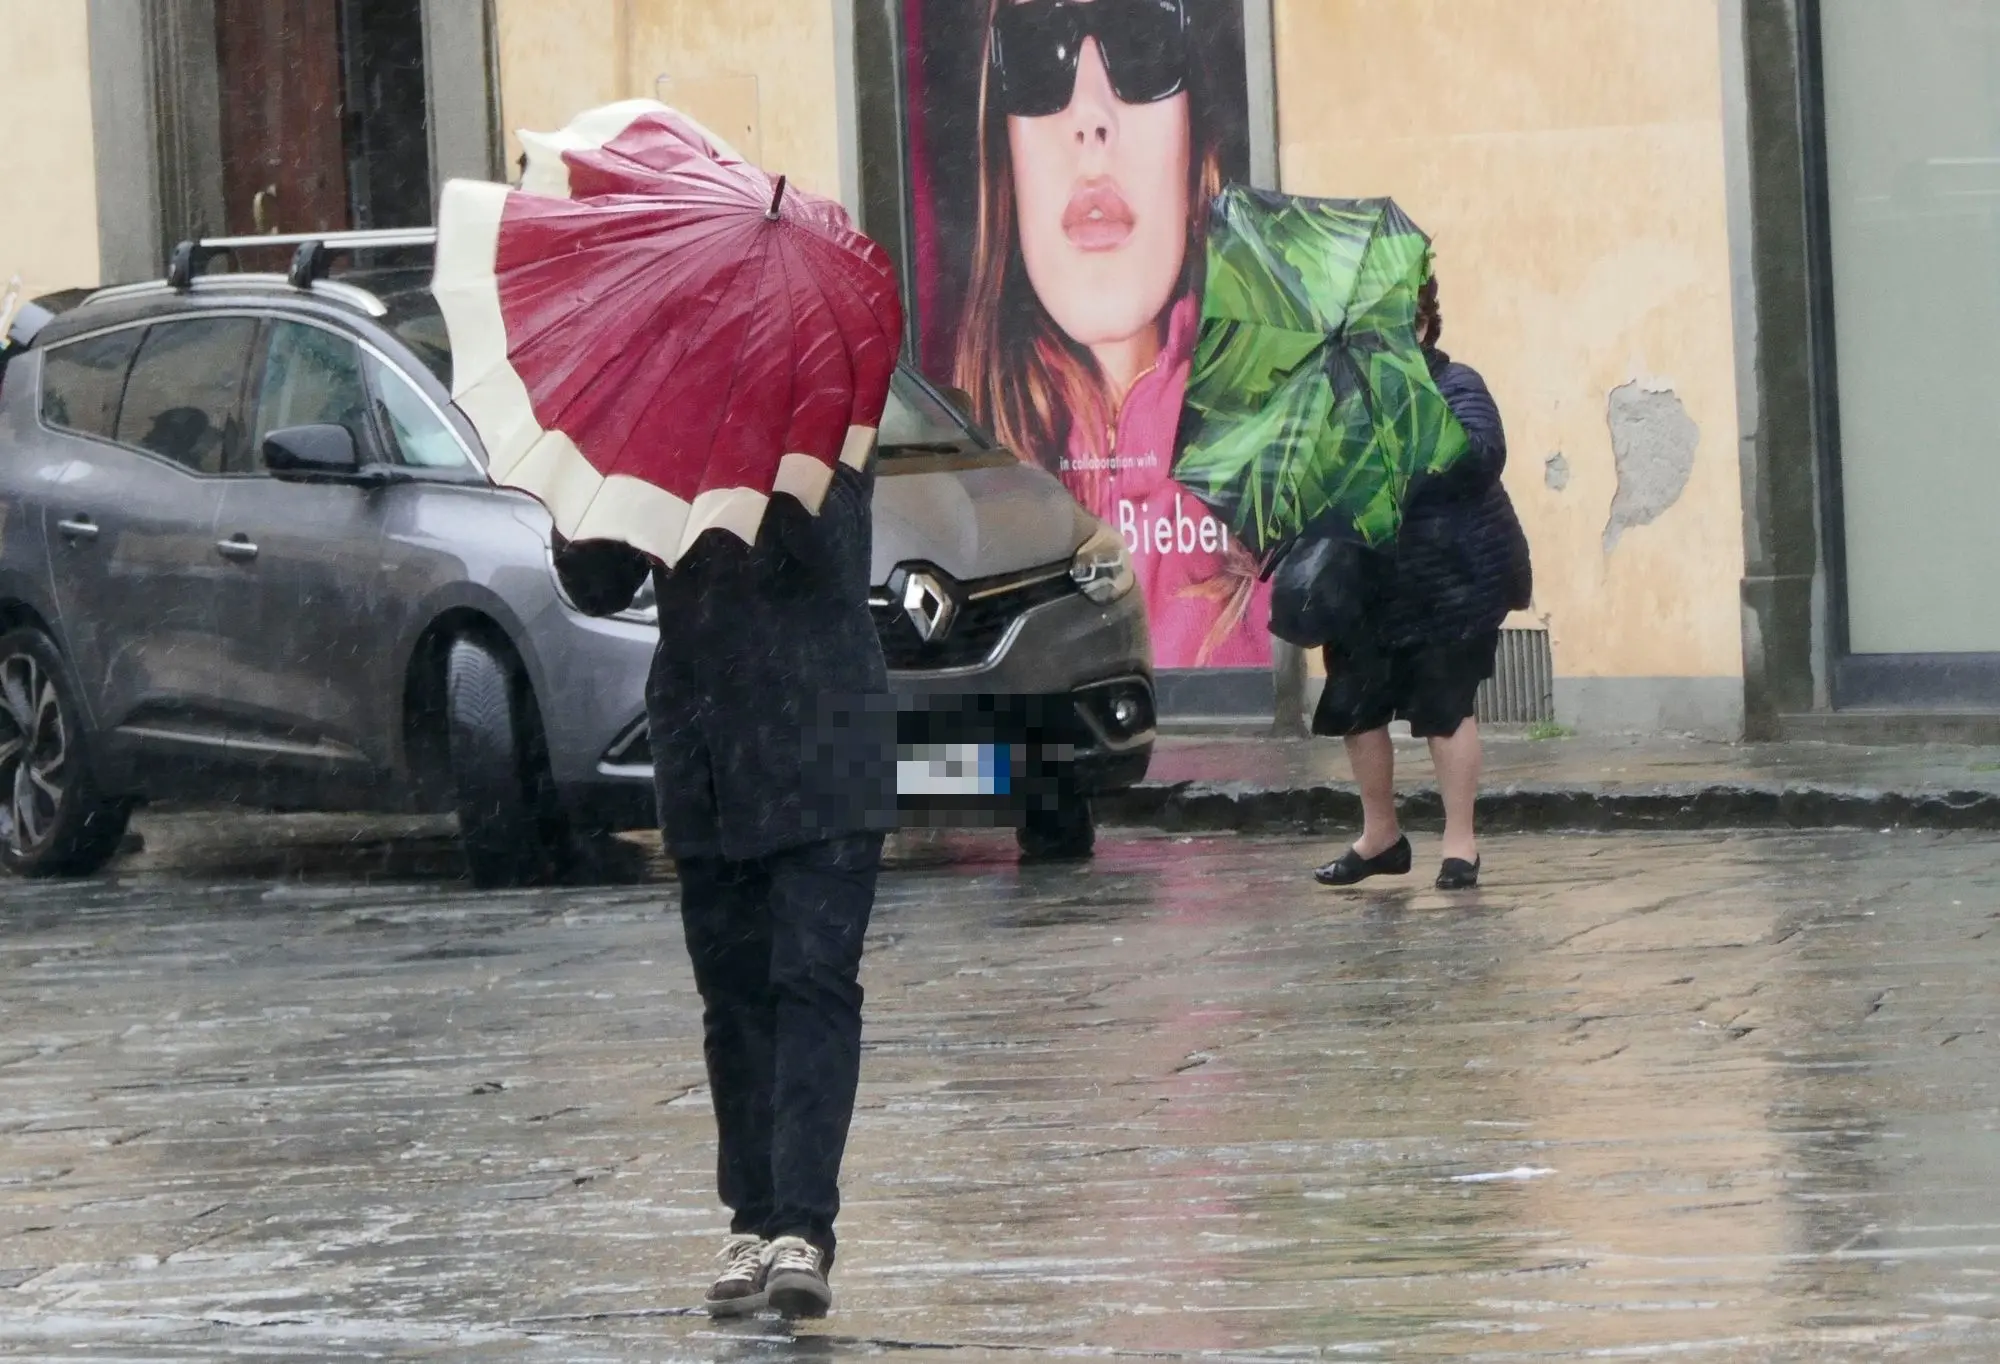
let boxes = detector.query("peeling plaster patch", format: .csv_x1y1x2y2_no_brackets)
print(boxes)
1544,452,1570,492
1604,382,1698,553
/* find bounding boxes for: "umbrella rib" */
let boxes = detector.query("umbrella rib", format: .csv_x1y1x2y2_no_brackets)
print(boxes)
671,228,782,524
694,223,795,518
779,228,852,458
774,232,808,483
783,225,900,396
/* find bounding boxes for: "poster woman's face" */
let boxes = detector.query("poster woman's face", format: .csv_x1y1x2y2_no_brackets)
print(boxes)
1005,1,1191,352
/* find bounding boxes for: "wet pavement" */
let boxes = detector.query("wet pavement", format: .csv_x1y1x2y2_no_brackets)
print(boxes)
2,823,1998,1360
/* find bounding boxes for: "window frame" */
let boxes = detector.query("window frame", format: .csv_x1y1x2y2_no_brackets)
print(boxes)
1797,0,2000,706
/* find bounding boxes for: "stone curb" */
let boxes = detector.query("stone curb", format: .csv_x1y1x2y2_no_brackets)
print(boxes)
1098,781,2000,835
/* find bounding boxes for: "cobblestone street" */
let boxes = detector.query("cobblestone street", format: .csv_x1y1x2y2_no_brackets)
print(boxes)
1,824,1997,1360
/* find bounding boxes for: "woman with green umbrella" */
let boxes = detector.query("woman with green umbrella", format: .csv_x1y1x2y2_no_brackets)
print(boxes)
1174,190,1532,889
1311,275,1531,890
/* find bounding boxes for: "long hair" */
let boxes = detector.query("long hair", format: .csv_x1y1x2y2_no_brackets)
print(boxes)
954,0,1227,513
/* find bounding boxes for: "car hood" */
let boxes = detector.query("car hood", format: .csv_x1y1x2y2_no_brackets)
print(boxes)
870,452,1088,585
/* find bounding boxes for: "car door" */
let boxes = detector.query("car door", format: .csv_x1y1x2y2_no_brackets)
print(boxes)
41,317,254,770
208,317,392,781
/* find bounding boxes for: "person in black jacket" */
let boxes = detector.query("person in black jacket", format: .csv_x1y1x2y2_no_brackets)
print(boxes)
553,460,894,1320
1312,276,1532,890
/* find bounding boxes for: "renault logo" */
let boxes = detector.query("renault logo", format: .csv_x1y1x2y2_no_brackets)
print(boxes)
901,570,958,642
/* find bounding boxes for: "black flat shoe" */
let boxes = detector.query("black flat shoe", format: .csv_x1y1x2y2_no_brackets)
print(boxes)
1315,836,1413,887
1435,857,1481,890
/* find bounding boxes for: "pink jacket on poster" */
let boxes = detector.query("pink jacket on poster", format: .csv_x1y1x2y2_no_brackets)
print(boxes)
1060,296,1273,670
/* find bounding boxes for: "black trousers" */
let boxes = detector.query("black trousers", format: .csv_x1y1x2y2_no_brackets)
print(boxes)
676,833,883,1271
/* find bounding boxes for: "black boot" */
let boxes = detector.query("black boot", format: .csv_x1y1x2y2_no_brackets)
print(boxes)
1314,835,1413,887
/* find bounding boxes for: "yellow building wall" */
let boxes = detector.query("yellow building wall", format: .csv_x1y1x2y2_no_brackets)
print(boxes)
1278,0,1746,684
492,0,625,169
0,3,101,298
492,0,842,200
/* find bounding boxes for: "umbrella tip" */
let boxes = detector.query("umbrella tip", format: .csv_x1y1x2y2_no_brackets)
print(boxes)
767,175,788,221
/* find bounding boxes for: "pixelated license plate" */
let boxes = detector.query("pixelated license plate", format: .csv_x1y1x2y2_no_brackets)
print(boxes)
896,743,1011,798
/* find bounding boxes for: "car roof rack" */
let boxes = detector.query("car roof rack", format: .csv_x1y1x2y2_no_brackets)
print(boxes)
85,272,396,319
166,228,438,292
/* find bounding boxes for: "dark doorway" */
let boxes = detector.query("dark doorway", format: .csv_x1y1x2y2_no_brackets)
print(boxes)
341,0,433,230
212,0,433,239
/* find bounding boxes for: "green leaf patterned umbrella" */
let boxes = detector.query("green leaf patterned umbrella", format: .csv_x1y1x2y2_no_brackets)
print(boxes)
1173,188,1469,562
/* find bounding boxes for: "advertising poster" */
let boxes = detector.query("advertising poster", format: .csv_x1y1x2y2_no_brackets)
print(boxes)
903,0,1273,670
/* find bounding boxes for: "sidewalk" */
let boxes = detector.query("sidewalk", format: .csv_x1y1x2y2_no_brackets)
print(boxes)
1100,731,2000,834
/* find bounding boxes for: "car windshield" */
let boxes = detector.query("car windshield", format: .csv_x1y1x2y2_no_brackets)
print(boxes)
878,371,979,456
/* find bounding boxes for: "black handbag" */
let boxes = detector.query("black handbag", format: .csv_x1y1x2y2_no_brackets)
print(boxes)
1266,533,1387,650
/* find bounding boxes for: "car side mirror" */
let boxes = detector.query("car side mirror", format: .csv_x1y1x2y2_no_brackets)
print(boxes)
937,385,975,415
263,424,361,480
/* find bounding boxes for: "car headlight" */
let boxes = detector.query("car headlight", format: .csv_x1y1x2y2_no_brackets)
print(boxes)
1070,523,1136,604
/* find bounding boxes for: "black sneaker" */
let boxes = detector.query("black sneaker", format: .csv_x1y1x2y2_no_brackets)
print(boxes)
702,1234,768,1317
1314,835,1414,887
762,1236,833,1319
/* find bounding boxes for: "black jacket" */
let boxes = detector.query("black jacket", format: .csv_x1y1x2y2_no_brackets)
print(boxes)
554,463,893,861
1376,353,1533,649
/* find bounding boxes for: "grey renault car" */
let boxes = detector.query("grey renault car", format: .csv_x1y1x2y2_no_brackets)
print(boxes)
0,232,1154,884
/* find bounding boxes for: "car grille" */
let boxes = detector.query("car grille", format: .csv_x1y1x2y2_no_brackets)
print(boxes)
871,565,1079,671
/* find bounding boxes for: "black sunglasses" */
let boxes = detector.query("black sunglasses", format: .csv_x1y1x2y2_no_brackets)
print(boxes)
991,0,1190,119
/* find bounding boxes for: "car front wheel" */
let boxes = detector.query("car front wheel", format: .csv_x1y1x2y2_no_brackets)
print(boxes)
0,628,130,879
444,635,569,889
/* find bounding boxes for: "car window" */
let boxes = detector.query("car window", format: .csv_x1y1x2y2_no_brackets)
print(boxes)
878,372,977,455
250,320,372,467
365,354,470,470
381,300,451,387
39,328,143,440
114,318,257,474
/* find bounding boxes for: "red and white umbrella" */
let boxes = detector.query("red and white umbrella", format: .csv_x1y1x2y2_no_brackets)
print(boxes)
432,100,903,567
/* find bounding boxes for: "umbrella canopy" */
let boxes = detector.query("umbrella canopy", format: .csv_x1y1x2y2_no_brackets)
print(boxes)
1172,188,1468,562
432,101,903,567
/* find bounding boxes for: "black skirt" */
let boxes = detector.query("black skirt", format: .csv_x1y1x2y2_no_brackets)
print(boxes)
1313,631,1499,739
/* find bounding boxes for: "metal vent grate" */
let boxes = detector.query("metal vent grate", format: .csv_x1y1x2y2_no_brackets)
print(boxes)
1476,628,1555,725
